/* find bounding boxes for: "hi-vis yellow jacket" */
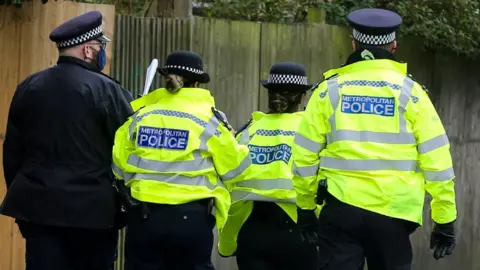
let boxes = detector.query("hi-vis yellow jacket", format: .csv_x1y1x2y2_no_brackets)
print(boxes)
292,59,456,225
130,90,163,112
112,87,251,229
218,111,321,257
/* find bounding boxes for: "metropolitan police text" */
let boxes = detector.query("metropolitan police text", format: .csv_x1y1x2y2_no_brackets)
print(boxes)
137,126,189,150
341,94,395,117
248,144,292,165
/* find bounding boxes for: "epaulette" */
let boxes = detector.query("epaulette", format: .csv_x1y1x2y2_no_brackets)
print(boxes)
234,118,253,137
211,107,233,131
407,74,429,93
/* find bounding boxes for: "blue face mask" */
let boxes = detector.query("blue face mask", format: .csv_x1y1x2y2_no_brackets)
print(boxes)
96,47,107,71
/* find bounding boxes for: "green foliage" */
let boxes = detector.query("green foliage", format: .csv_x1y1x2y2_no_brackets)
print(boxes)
321,0,480,58
204,0,480,58
201,0,321,23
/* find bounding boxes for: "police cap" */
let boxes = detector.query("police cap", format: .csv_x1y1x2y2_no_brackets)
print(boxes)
347,8,402,46
260,62,313,92
49,11,110,49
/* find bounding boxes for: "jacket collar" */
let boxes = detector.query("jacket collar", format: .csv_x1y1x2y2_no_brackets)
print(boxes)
147,87,216,106
56,56,121,84
323,48,407,79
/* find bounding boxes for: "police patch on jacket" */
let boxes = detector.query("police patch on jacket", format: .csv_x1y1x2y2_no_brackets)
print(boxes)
341,95,395,117
248,144,292,165
137,126,189,150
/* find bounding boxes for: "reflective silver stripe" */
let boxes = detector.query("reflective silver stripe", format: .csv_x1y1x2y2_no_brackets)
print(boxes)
417,134,449,154
112,162,131,180
230,190,296,204
128,110,141,140
423,168,454,182
320,157,418,171
326,77,416,145
294,133,325,153
122,172,222,189
127,154,214,172
398,77,415,133
238,128,250,145
293,162,319,178
220,155,251,181
236,179,293,190
197,115,222,158
328,130,415,144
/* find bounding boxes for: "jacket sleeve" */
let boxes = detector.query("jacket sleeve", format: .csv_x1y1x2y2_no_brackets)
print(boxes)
409,84,456,224
292,82,329,210
3,81,28,189
207,112,251,183
112,117,136,185
103,84,134,144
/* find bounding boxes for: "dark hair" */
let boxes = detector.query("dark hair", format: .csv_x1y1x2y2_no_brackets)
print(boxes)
268,88,305,113
164,74,195,93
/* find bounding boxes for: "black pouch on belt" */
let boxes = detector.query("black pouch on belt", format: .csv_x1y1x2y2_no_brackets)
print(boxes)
315,179,328,205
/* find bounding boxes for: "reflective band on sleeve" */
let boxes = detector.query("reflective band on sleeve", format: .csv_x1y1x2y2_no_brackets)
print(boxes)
238,128,250,145
220,155,251,181
320,157,418,172
423,167,454,182
417,134,449,154
198,115,221,152
129,109,222,140
112,162,131,180
293,163,319,178
235,178,293,190
398,77,415,133
230,190,296,204
294,133,325,153
326,77,416,145
127,154,214,172
122,172,222,189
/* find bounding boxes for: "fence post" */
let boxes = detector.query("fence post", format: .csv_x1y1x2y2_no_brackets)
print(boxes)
307,7,326,24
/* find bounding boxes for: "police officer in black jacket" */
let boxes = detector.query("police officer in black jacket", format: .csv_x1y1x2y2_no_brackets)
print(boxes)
0,11,133,270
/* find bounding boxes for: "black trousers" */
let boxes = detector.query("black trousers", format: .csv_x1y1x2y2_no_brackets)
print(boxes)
17,221,118,270
125,200,216,270
317,194,417,270
236,202,319,270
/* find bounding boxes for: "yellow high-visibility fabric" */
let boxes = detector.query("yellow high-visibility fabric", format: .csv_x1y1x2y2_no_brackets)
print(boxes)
130,88,165,112
218,112,322,257
293,59,456,225
112,87,251,229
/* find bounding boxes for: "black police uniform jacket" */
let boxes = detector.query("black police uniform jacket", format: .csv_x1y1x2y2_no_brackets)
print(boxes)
0,56,134,229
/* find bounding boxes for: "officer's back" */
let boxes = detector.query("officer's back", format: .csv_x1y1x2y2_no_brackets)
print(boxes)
1,12,133,231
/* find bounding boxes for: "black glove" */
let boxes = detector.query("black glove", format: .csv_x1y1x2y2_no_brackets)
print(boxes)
297,207,318,245
430,221,456,260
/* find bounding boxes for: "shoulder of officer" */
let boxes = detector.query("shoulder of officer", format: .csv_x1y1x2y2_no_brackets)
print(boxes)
235,118,253,137
407,74,429,93
211,107,233,131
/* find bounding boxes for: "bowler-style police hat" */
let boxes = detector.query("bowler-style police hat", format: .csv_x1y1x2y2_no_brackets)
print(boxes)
347,8,402,46
158,51,210,84
49,11,110,49
260,62,313,92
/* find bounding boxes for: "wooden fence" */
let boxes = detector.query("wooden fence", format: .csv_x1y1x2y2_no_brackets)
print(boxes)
0,1,115,269
111,15,480,270
1,3,479,270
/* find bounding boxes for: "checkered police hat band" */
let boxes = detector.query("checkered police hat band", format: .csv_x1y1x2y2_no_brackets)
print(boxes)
56,25,104,48
165,65,204,75
353,29,396,45
268,74,308,85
